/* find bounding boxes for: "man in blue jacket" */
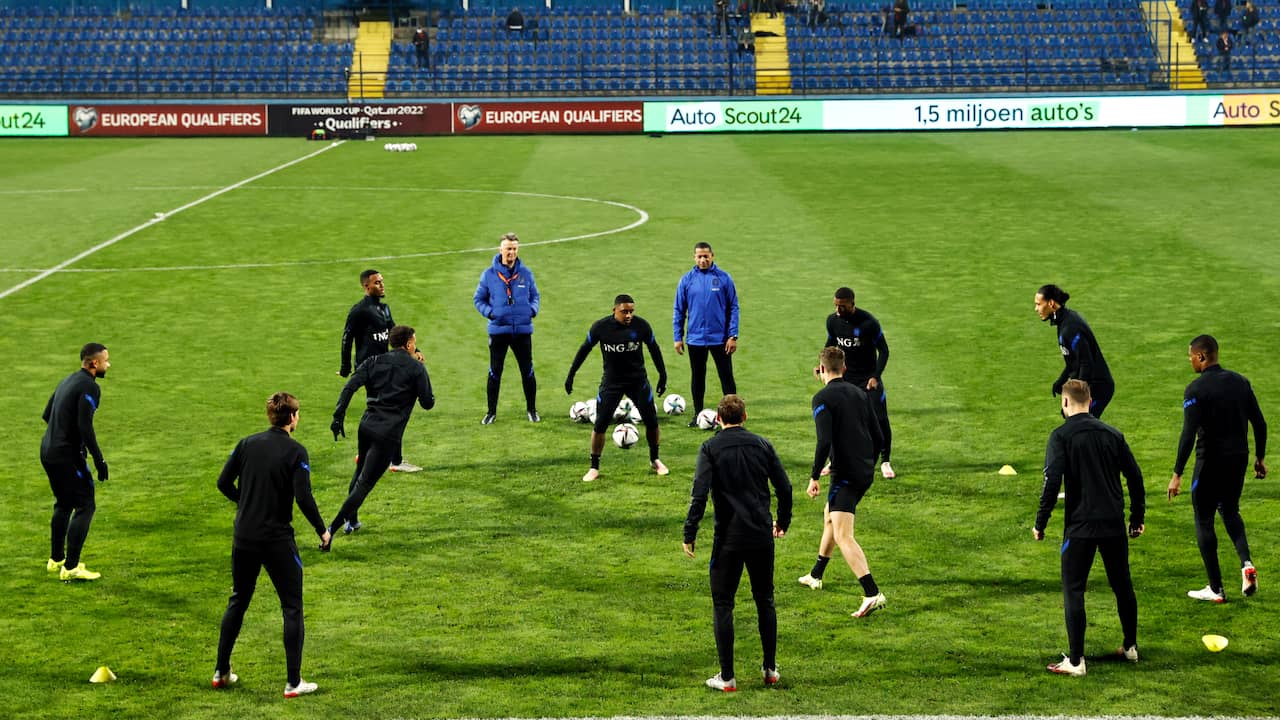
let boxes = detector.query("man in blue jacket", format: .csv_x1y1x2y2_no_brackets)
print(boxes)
673,242,739,425
474,233,541,424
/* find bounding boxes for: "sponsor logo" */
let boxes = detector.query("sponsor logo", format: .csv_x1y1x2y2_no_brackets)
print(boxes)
73,106,98,132
601,342,641,353
458,104,482,129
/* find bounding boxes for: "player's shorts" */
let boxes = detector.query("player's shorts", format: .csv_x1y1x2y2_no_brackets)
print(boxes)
594,378,659,434
827,481,869,514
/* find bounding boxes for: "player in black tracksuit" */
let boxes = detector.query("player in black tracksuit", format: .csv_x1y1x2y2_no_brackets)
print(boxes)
40,343,111,580
683,394,792,691
825,287,894,476
215,392,328,696
1035,379,1144,676
326,325,434,542
339,269,394,378
1169,335,1267,601
565,294,669,482
1035,284,1114,418
340,269,417,471
802,347,886,618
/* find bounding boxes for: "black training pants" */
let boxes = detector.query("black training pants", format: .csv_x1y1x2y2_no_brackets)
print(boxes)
687,344,736,414
1191,454,1252,591
43,456,96,568
487,333,537,414
1060,534,1137,663
216,538,305,687
709,542,777,681
332,425,396,529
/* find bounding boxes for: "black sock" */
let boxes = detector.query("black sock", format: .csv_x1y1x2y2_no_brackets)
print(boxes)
858,573,879,596
590,453,601,470
810,555,831,579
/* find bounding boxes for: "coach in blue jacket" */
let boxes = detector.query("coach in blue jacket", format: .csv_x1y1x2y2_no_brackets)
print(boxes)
474,233,541,424
673,242,740,423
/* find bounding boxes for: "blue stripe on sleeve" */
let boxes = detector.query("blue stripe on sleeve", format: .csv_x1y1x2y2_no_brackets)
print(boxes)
1060,539,1070,555
1070,333,1082,352
84,393,98,410
1184,397,1197,409
300,462,310,473
812,403,826,419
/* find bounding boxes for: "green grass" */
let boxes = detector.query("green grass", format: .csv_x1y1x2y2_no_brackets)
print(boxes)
1,130,1279,719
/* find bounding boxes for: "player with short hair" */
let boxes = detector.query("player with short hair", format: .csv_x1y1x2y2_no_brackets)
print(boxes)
799,347,886,617
1034,379,1145,677
41,342,112,581
683,394,791,692
673,242,740,424
339,269,420,473
824,287,895,478
565,294,669,482
326,325,434,542
214,392,329,697
474,232,541,425
1034,284,1114,418
1168,334,1267,602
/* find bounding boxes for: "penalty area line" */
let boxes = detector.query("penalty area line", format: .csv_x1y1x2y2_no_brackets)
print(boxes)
0,141,346,301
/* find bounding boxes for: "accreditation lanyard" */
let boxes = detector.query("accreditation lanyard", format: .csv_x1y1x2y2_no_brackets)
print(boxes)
497,268,519,305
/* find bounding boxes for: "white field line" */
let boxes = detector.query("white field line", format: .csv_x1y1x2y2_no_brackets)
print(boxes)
0,188,649,274
0,141,345,300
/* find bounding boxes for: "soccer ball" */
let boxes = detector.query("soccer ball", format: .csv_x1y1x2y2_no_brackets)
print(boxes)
570,401,591,423
614,396,635,420
695,408,719,430
612,422,640,449
585,398,598,424
627,403,642,423
663,394,686,415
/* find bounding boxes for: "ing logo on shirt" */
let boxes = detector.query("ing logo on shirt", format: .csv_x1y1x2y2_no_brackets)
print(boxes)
836,336,861,348
601,342,641,353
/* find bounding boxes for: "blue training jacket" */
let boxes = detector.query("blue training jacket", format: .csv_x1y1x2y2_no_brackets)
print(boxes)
673,263,739,346
474,254,540,335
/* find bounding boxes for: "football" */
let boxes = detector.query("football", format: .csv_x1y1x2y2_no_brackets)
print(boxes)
570,401,591,423
614,396,635,420
612,422,640,449
695,408,719,430
662,394,686,415
585,398,598,424
627,403,643,423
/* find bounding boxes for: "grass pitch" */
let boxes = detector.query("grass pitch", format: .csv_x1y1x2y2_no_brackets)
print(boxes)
1,129,1279,719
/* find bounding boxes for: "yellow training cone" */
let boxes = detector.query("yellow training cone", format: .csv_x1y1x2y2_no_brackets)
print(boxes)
998,465,1017,476
89,666,117,683
1202,634,1229,652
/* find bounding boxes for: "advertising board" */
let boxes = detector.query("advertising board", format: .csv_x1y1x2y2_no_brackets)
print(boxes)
68,104,266,136
453,101,643,134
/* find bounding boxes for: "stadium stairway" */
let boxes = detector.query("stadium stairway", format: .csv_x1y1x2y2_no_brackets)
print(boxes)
752,13,791,94
349,20,391,99
1152,0,1206,88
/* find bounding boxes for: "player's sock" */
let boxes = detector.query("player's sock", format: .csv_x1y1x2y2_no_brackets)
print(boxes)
858,573,879,596
811,555,831,579
648,437,660,463
590,454,601,470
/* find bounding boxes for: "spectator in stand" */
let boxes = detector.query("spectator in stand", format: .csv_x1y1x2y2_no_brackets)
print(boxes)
716,0,730,37
1191,0,1211,43
892,0,910,38
1241,1,1259,46
737,25,755,56
506,7,524,32
1213,0,1233,33
804,0,824,27
412,27,429,69
1217,30,1233,70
